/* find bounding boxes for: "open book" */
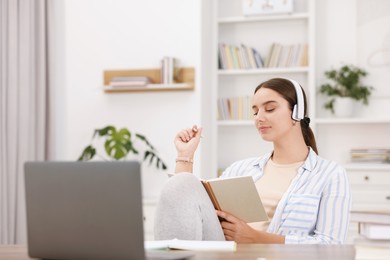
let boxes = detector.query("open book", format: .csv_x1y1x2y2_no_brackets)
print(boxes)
201,175,268,223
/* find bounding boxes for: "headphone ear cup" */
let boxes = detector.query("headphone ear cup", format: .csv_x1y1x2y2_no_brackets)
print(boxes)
292,104,298,120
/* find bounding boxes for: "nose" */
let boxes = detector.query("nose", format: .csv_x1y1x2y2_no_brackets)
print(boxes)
254,111,265,122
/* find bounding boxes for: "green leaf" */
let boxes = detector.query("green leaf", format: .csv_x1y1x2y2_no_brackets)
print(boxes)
77,145,96,161
78,125,168,171
319,64,374,112
136,133,155,150
103,127,133,160
94,126,116,138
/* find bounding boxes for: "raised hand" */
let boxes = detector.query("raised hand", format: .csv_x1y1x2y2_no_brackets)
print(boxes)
174,125,203,158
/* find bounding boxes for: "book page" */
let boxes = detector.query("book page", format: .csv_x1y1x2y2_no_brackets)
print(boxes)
145,239,236,251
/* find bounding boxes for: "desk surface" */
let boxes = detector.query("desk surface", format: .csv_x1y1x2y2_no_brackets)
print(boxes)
0,244,356,260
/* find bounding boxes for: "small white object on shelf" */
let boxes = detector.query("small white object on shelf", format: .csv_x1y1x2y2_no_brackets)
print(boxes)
242,0,294,16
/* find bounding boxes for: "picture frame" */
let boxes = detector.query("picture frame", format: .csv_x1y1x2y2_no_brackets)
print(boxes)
242,0,294,16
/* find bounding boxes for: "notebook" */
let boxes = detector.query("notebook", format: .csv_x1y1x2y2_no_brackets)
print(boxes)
24,161,193,260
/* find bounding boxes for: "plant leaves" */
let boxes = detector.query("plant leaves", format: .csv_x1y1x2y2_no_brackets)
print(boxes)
319,64,374,112
103,127,133,160
136,133,155,150
78,125,167,170
77,145,96,161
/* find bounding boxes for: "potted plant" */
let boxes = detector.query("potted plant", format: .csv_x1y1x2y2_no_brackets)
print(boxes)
78,125,167,170
319,64,373,116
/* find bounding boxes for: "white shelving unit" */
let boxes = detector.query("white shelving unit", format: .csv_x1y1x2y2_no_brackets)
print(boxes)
211,0,315,174
210,1,390,168
208,0,390,244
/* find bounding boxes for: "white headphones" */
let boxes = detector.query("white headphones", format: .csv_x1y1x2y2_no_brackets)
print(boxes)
286,78,305,121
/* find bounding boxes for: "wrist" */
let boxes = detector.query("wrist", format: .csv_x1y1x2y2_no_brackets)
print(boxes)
177,152,194,159
176,157,193,163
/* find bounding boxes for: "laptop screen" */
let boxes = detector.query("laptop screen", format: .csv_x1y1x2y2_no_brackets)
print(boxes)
24,161,145,260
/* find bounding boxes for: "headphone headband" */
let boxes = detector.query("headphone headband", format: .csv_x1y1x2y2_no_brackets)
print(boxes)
286,78,304,121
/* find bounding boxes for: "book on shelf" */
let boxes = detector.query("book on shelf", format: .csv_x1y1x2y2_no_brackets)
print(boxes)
218,43,264,70
218,43,228,70
145,239,237,252
108,76,152,88
161,57,176,84
359,222,390,240
350,148,390,163
217,96,253,121
265,42,308,68
244,45,257,69
350,210,390,225
224,44,234,69
230,45,240,69
239,44,250,69
201,176,268,223
252,47,264,68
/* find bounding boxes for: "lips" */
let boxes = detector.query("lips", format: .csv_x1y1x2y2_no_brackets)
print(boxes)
258,125,271,133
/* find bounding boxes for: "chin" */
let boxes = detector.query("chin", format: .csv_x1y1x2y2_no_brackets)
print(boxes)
260,133,273,142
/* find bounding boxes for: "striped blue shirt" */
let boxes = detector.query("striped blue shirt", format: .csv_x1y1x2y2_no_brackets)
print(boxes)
220,147,352,244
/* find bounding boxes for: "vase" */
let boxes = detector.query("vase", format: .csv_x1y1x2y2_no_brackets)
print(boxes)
333,97,355,117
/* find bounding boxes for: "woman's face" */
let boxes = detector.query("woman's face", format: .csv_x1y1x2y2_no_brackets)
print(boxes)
252,87,294,142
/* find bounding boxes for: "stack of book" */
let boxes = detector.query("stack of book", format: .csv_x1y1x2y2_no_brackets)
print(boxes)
265,42,308,68
218,43,264,70
161,57,176,84
350,148,390,163
351,210,390,247
217,96,254,121
108,76,152,89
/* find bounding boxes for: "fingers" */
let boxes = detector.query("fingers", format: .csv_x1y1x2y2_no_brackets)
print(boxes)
220,221,237,241
216,210,239,223
177,125,202,142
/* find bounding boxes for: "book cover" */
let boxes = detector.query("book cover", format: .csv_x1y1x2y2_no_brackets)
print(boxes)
201,176,268,223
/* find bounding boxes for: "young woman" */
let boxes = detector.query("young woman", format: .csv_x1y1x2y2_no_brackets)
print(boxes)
155,78,351,244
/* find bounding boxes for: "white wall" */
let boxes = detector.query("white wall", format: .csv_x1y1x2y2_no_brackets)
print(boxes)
316,0,390,118
54,0,390,197
58,0,203,198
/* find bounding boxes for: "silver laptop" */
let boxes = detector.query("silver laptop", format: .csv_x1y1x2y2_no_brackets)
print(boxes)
24,161,193,260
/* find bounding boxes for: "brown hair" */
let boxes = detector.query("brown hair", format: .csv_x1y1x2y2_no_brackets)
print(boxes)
254,78,318,154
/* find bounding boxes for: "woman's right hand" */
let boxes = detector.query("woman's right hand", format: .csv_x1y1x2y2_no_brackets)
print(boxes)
174,125,203,158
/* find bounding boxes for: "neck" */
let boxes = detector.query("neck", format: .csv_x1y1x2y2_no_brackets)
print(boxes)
272,131,309,164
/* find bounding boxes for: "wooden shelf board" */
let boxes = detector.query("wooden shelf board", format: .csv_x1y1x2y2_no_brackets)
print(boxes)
103,83,194,93
103,67,195,93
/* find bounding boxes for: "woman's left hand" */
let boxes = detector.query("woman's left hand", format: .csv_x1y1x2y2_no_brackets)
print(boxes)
216,210,259,243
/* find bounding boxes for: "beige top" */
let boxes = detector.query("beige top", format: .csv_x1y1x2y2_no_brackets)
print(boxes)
248,159,303,231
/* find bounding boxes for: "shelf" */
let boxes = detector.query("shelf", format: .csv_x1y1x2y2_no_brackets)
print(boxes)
103,83,193,93
343,163,390,171
218,67,309,75
218,120,253,126
218,13,309,24
315,118,390,124
103,67,194,93
219,118,390,126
